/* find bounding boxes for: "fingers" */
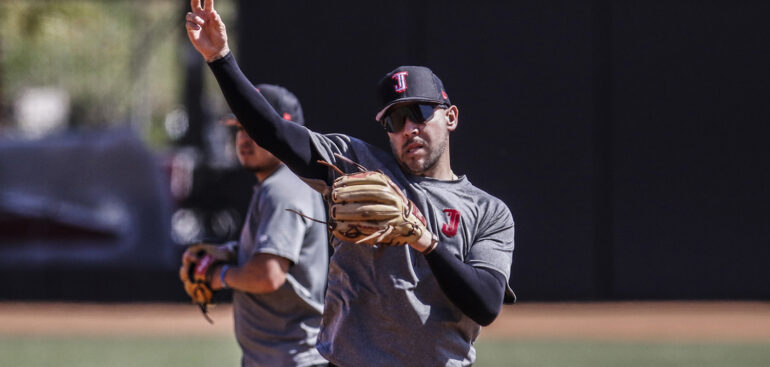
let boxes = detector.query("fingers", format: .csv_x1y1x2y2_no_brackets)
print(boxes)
185,11,205,32
186,12,204,26
211,8,223,24
186,21,200,32
191,0,203,12
184,0,228,62
181,250,198,267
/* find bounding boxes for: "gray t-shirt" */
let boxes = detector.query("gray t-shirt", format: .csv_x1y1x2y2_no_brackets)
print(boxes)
309,133,515,367
233,164,329,367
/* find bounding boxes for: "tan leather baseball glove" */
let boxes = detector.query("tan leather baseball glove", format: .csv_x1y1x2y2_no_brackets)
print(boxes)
329,170,428,247
179,243,236,322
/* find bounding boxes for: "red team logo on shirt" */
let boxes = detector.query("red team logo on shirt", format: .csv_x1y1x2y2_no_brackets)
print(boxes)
392,71,409,93
442,209,461,236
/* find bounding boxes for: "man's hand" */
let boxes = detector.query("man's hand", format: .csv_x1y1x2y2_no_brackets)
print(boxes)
328,170,438,253
185,0,230,62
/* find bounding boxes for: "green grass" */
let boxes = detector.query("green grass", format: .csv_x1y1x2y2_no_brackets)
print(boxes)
0,336,241,367
1,336,769,367
475,339,770,367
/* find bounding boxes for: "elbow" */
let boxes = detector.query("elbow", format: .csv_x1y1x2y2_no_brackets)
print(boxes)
240,255,289,293
262,272,287,293
467,272,506,326
472,304,501,327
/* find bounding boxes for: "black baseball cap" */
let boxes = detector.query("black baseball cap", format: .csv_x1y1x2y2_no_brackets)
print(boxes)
375,66,451,121
256,83,305,125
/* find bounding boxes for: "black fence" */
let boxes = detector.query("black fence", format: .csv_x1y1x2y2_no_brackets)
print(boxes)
235,0,770,300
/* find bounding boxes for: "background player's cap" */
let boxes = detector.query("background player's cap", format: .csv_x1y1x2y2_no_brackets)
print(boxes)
375,66,451,122
256,83,305,125
221,83,305,126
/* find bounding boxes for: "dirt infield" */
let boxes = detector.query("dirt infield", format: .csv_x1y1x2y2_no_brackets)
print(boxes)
483,301,770,342
1,301,768,342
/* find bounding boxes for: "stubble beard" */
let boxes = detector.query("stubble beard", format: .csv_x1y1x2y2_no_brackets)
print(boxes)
241,160,272,174
395,136,448,176
238,155,266,173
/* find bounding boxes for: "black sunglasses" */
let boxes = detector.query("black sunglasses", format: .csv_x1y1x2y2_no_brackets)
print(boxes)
380,103,446,133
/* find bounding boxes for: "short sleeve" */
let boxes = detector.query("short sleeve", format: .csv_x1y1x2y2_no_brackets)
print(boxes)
465,202,515,301
252,185,311,263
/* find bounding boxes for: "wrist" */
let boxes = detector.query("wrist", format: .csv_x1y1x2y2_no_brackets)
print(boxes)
206,47,230,63
422,232,439,254
219,264,231,289
413,229,438,254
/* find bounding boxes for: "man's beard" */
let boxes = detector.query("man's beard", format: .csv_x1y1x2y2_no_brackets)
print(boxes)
394,136,447,176
238,158,265,173
242,164,266,173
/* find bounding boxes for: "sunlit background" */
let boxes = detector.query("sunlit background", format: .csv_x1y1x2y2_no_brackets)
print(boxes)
0,1,252,284
0,1,768,366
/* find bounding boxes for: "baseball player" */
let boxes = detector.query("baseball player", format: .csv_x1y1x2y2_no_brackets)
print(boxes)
185,1,516,366
180,84,330,367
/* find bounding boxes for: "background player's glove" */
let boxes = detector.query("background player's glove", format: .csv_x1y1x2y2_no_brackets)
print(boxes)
179,243,236,322
329,170,429,246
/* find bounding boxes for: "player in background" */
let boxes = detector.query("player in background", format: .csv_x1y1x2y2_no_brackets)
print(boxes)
185,1,515,365
181,84,329,367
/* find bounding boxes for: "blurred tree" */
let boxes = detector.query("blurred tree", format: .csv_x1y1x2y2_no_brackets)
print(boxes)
0,1,183,146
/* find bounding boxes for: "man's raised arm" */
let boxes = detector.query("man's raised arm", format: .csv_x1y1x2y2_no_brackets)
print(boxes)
185,0,327,181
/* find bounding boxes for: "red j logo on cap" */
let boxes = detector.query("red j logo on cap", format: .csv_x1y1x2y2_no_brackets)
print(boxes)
392,71,409,93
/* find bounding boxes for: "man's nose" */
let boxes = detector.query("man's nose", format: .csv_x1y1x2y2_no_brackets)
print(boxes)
401,118,421,135
236,131,253,147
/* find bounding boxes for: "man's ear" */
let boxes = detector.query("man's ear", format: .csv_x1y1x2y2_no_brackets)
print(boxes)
445,105,459,131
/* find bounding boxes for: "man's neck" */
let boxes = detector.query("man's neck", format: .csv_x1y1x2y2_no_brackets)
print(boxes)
408,160,456,180
255,163,282,183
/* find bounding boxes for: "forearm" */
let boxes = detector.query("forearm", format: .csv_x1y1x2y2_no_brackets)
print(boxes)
211,264,285,294
208,52,328,180
210,253,289,294
423,245,506,326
